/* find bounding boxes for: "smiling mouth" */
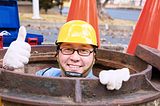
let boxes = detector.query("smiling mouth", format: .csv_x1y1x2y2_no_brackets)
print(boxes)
68,64,81,68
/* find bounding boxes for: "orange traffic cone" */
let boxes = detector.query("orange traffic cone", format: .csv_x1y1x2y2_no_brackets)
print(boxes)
126,0,160,55
0,96,2,106
66,0,101,48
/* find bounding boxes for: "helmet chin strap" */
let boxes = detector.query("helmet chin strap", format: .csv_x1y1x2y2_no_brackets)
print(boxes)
57,54,95,77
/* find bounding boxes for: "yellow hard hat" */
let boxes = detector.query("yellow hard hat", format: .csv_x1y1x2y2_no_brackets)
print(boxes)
56,20,98,47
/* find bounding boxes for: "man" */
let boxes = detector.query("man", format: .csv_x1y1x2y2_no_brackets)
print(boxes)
2,20,130,90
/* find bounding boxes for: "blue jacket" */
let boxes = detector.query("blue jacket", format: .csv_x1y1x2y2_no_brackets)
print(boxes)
36,67,97,78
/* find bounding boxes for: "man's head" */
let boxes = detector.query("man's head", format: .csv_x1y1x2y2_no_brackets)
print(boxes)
56,20,98,77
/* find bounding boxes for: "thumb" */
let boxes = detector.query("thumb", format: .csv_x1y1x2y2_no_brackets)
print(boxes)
16,26,26,42
99,70,109,85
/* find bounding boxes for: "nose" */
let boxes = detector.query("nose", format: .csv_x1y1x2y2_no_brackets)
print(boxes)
70,50,80,62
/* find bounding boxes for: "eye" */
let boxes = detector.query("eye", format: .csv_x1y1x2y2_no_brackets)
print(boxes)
64,48,72,51
79,49,89,54
64,48,73,52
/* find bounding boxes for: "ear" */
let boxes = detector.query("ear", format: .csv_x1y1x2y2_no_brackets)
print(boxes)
55,45,60,58
93,53,96,65
93,50,98,62
55,51,59,62
93,58,95,64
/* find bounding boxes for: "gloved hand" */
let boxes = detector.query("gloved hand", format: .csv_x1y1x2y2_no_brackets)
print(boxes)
3,26,31,71
99,68,130,90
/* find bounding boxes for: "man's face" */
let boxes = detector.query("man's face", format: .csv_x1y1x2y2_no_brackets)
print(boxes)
58,42,95,77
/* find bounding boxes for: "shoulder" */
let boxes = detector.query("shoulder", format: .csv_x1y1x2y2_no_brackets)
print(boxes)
36,67,61,77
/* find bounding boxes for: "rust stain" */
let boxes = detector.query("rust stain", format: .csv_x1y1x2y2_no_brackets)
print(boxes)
0,45,159,106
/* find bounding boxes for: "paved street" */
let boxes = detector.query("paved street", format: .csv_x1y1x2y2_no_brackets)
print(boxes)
62,7,141,21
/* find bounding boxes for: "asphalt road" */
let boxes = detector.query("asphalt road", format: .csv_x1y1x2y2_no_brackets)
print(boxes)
62,7,141,21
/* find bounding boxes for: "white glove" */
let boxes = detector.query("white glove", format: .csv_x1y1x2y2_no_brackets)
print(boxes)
99,68,130,90
3,26,31,71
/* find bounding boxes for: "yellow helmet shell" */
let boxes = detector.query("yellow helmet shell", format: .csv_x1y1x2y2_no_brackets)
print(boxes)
56,20,98,46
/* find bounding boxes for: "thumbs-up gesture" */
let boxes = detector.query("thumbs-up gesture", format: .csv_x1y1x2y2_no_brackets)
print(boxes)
3,26,31,71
